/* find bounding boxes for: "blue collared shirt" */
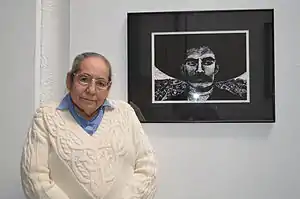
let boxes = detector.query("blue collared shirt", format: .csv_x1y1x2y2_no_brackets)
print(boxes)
57,93,113,135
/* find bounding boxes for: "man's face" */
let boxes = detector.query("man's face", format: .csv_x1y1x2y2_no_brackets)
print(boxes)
181,47,217,88
67,56,111,117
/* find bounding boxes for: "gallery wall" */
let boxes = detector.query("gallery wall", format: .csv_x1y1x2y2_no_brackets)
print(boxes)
70,0,300,199
1,0,299,199
0,1,36,199
0,0,70,198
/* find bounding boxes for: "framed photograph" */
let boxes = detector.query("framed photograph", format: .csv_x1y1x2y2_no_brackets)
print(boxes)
127,9,275,123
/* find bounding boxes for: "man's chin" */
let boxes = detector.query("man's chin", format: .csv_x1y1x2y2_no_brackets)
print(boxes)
80,104,98,113
82,108,98,117
189,82,213,88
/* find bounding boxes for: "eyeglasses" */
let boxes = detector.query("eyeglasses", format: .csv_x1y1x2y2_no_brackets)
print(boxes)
73,73,111,90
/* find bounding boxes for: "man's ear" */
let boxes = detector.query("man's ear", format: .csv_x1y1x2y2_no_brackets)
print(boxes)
180,64,186,73
66,72,72,91
214,64,219,75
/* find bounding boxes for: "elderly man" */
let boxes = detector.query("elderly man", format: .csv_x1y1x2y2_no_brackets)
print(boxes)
20,52,157,199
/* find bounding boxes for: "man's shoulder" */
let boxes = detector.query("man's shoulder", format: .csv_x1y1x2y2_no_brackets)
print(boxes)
106,99,133,111
107,99,145,122
34,101,61,116
210,86,244,100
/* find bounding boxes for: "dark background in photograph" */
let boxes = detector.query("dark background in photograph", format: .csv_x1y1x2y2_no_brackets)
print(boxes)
154,33,247,82
127,9,275,123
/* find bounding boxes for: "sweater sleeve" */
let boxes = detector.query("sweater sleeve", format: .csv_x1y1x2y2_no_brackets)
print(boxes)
121,105,158,199
20,107,70,199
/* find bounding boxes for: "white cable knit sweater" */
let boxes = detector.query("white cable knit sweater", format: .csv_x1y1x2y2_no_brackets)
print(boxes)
20,100,157,199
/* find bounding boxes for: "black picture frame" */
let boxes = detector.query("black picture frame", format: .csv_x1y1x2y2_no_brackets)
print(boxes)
127,9,275,123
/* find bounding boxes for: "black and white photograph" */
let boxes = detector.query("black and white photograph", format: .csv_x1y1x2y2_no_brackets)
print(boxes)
127,9,275,123
152,31,249,103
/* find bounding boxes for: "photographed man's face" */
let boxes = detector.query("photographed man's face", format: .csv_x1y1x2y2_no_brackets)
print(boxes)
181,47,217,88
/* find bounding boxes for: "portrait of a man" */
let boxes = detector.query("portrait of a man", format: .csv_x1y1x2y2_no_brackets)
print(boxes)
127,10,275,123
152,31,249,103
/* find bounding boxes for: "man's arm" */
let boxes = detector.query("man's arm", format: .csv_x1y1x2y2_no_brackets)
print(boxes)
20,107,70,199
121,105,158,199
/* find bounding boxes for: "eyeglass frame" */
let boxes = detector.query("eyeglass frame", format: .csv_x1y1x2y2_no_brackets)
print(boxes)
72,72,111,90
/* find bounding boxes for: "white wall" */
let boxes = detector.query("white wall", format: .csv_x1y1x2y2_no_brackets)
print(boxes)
38,0,70,105
70,0,300,199
0,0,70,198
0,1,36,199
1,0,300,199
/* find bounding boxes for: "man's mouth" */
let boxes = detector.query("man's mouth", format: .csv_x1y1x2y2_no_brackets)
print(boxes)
81,97,95,102
189,77,212,83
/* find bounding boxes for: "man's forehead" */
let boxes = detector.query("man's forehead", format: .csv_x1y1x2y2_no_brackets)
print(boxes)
186,47,215,58
187,52,215,59
78,65,109,80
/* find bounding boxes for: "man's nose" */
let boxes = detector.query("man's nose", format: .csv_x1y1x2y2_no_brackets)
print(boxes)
87,79,96,94
196,59,203,73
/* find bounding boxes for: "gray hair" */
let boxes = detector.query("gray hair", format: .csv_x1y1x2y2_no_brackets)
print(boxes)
69,52,112,82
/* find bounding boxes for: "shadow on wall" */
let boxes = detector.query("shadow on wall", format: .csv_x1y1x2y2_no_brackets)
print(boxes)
129,101,146,122
143,122,274,140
